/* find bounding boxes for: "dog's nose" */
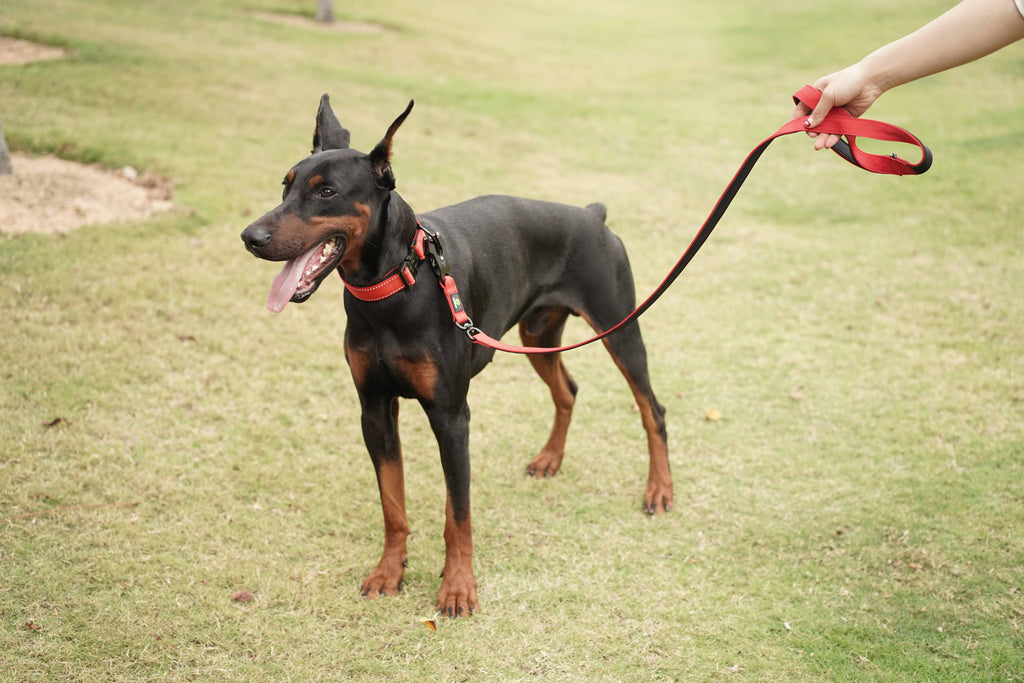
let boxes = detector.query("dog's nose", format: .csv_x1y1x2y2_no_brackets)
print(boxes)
241,225,271,253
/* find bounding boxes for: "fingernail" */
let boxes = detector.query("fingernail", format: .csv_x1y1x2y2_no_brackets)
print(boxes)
805,118,812,127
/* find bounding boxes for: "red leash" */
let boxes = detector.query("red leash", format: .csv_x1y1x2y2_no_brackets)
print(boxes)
468,86,932,354
349,87,933,353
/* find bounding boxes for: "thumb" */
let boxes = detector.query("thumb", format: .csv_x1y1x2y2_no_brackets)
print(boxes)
805,89,835,129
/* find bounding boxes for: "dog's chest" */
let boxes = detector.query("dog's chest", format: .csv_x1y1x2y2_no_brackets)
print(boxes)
344,328,443,401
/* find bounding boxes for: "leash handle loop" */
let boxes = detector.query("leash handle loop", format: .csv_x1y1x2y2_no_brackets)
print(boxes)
460,87,932,354
792,85,933,175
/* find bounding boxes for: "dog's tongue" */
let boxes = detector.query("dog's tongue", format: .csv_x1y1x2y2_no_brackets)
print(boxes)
266,247,319,313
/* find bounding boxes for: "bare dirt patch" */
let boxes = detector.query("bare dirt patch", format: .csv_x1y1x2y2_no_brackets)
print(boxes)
0,38,174,235
0,154,174,235
0,36,72,65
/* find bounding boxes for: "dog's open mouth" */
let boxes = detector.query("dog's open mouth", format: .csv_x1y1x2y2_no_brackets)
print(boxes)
266,236,344,312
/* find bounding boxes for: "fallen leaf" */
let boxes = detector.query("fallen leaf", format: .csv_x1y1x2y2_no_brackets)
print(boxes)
421,618,437,632
24,621,41,631
231,590,255,603
705,408,722,422
42,417,67,428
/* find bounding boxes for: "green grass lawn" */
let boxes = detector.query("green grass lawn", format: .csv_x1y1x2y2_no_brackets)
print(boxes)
2,0,1023,679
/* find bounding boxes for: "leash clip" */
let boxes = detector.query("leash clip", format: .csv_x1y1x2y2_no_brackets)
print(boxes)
424,231,451,281
456,320,482,340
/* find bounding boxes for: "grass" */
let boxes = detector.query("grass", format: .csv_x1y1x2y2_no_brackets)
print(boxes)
2,0,1023,679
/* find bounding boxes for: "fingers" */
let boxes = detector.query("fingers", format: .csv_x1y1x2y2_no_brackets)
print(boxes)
814,132,842,151
809,89,848,150
800,77,848,150
793,89,838,150
806,90,835,130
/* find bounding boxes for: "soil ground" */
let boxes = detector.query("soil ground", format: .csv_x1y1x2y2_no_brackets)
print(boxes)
0,37,174,234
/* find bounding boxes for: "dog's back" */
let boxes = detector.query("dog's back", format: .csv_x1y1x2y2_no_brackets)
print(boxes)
418,195,634,338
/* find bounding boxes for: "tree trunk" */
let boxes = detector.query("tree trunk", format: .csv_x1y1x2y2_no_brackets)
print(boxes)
0,116,12,175
0,12,11,174
315,0,335,23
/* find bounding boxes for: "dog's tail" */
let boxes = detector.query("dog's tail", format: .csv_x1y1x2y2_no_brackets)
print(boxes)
584,202,607,223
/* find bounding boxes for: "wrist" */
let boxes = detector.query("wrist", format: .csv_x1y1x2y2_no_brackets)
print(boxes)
857,51,901,96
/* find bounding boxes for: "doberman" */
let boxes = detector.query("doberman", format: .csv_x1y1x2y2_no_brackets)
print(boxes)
241,96,673,617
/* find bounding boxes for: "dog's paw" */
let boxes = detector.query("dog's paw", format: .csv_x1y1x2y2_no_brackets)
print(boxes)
436,568,478,618
643,482,674,516
524,448,564,478
360,557,407,598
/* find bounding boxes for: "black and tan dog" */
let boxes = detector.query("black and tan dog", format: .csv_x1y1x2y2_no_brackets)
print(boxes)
241,96,673,617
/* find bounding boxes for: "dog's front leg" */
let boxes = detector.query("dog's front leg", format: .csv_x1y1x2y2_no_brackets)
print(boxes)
359,394,410,599
425,400,479,617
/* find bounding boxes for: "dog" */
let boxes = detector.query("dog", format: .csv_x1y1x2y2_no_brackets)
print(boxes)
241,96,673,617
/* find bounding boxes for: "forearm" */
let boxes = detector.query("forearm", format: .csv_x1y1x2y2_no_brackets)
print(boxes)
860,0,1024,94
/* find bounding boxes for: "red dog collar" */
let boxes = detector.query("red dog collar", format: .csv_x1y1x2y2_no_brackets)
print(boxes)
340,225,430,302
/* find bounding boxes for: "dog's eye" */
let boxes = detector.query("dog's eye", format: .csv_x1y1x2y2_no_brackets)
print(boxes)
317,187,336,199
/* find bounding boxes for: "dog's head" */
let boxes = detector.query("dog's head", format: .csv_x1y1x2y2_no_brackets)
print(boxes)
241,95,413,312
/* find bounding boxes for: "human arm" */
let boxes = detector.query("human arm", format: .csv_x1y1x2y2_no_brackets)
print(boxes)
795,0,1024,150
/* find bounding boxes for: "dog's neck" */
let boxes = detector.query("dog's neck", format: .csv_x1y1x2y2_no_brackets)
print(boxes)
340,190,419,287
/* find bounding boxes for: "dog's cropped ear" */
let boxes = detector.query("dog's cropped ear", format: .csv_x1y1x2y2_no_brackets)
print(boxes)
312,94,351,153
369,100,414,190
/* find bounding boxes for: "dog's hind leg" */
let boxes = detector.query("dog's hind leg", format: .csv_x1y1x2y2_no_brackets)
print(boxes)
570,229,673,515
597,322,673,515
519,306,578,478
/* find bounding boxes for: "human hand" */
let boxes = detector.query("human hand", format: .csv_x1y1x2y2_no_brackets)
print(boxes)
792,63,883,150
